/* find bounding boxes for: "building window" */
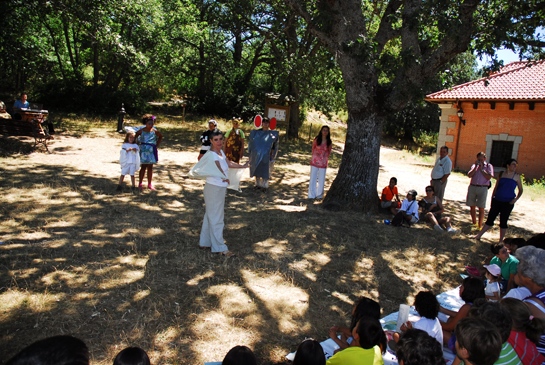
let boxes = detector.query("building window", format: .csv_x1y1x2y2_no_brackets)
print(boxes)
490,141,514,167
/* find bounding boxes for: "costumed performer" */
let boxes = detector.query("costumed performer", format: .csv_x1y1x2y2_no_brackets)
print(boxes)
198,119,220,161
248,117,279,193
224,117,245,163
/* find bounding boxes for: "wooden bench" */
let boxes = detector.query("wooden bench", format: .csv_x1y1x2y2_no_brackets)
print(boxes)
0,118,52,153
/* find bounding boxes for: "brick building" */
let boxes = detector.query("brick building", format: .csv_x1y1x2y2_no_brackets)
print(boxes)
425,60,545,180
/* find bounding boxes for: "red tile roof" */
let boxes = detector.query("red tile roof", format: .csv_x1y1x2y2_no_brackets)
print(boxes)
426,60,545,102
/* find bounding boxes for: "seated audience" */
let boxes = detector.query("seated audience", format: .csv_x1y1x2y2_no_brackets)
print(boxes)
525,233,545,250
326,317,385,365
419,185,460,233
222,346,257,365
381,177,401,215
484,264,501,302
394,291,443,346
293,339,326,365
113,347,150,365
489,242,519,293
398,190,419,225
0,101,11,119
396,328,446,365
454,317,503,365
500,298,545,365
6,335,89,365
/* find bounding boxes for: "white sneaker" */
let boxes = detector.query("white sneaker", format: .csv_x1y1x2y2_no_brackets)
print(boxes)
448,227,461,234
434,225,444,232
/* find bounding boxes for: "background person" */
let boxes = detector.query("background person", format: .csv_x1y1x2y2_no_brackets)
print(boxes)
248,117,279,193
399,190,419,225
467,152,494,229
0,101,11,119
135,114,162,190
420,185,459,233
473,159,523,243
224,117,245,163
381,177,400,215
198,119,219,161
430,146,452,202
308,125,333,200
13,93,29,110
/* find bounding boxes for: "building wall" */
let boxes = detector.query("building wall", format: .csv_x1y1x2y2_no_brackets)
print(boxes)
437,102,545,180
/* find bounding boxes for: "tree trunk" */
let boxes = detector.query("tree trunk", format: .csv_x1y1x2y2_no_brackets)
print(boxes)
323,111,383,211
287,79,300,139
93,41,99,86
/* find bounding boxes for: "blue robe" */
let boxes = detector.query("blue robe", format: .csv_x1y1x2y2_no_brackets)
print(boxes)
248,129,279,179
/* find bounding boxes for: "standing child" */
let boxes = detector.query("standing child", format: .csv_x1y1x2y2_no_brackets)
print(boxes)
118,133,140,192
308,125,333,200
135,115,162,190
484,264,502,302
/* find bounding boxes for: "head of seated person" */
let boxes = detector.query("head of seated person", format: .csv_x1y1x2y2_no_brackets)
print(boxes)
6,335,89,365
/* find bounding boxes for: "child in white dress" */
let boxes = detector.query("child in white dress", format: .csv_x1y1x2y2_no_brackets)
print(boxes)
117,133,140,191
484,264,501,302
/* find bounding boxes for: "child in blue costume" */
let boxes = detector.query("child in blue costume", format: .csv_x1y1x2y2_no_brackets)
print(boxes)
135,114,162,191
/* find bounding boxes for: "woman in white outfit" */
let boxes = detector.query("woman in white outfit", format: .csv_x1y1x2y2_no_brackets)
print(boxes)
199,130,248,257
308,126,332,199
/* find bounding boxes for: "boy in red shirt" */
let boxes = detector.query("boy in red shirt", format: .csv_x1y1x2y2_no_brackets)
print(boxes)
381,177,400,215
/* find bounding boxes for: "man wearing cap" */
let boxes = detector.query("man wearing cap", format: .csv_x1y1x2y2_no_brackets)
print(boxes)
430,146,452,202
248,117,279,193
467,152,494,229
198,120,220,161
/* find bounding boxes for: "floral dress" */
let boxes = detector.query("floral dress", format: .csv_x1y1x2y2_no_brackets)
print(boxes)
138,130,158,164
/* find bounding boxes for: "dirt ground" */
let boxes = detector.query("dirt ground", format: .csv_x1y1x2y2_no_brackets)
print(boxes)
1,124,543,365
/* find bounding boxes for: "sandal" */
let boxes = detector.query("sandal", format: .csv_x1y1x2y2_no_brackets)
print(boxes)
148,185,156,191
220,251,236,257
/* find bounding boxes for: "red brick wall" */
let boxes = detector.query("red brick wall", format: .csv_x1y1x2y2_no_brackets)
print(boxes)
446,101,545,180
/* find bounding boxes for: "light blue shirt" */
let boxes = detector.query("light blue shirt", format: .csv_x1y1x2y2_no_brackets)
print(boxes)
14,100,29,109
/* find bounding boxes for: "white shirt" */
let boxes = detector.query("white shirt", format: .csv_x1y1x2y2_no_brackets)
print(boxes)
504,286,532,301
121,143,139,164
485,281,501,302
431,156,452,179
400,199,419,220
414,317,443,346
206,150,228,187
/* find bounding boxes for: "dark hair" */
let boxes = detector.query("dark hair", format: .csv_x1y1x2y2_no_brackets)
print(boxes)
222,346,257,365
356,317,384,350
141,114,154,124
6,335,89,365
455,317,502,365
490,242,506,255
477,152,486,158
262,117,270,124
504,158,517,169
500,298,544,344
461,277,485,304
474,302,512,342
113,347,150,365
503,237,526,252
390,177,397,184
525,233,545,249
425,185,434,193
440,146,448,153
292,339,325,365
396,329,446,365
20,92,27,97
350,297,381,330
211,130,224,139
315,126,332,147
414,291,439,320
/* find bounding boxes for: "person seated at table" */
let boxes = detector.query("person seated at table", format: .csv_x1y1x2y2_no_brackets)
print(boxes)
12,93,55,134
13,93,29,110
419,185,460,234
0,101,11,119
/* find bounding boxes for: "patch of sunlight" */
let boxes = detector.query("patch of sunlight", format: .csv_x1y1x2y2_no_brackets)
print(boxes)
154,326,181,345
99,269,145,289
11,268,39,279
116,301,131,312
242,269,309,333
332,291,353,305
116,255,149,267
253,238,288,256
274,204,306,212
0,288,61,313
207,284,257,318
187,270,215,286
143,227,165,237
16,231,51,241
133,289,150,301
167,200,185,207
0,243,26,250
42,270,88,287
304,252,331,266
274,198,295,204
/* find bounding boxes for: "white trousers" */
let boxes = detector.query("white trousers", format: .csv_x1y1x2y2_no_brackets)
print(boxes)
199,183,228,253
308,166,327,199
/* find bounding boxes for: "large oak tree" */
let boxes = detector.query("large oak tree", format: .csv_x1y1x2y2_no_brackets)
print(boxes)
284,0,544,211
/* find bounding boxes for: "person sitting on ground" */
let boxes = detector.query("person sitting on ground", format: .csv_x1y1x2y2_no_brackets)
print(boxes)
222,345,257,365
471,301,523,365
0,101,11,119
113,347,150,365
440,277,485,347
500,298,545,365
398,190,419,225
329,296,386,352
489,242,519,293
6,335,89,365
381,177,401,215
454,317,503,365
419,185,460,234
394,291,443,346
503,238,527,255
396,328,446,365
292,339,326,365
326,317,385,365
525,233,545,250
484,264,502,302
503,269,532,301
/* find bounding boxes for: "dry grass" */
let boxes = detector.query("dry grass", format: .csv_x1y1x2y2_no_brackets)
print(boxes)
1,113,543,364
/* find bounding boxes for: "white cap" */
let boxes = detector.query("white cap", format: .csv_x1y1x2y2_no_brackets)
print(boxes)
483,264,501,276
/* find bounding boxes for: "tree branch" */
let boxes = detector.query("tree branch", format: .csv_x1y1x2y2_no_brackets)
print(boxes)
283,0,335,50
374,0,403,54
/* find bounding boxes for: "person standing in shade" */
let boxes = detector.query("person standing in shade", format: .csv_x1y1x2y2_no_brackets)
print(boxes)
248,117,279,193
224,117,245,163
467,152,494,229
198,120,220,161
430,146,452,202
308,125,333,200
